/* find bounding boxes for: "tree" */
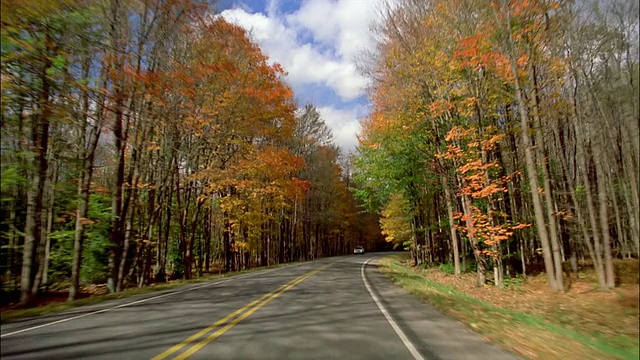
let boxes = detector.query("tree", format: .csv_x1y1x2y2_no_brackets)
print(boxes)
354,0,638,291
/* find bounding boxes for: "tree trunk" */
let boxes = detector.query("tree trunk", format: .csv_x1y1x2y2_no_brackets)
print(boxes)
223,215,232,272
107,99,125,294
494,250,503,289
40,160,56,289
621,180,640,255
155,171,173,282
506,33,560,291
185,202,203,279
69,123,101,300
442,174,460,276
106,0,128,294
116,205,135,291
571,89,607,289
609,174,628,258
459,191,485,286
205,206,212,272
519,236,527,278
595,155,615,289
529,62,564,290
20,31,53,306
7,192,18,291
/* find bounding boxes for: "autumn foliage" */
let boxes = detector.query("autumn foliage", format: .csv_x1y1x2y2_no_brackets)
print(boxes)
354,0,638,290
0,0,380,304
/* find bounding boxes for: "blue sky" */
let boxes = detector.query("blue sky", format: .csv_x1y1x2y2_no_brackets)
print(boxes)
217,0,387,153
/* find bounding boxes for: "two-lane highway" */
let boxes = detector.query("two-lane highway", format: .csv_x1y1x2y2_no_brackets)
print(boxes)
1,254,520,359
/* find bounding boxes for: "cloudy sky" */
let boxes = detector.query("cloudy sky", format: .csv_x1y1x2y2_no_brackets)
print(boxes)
217,0,387,153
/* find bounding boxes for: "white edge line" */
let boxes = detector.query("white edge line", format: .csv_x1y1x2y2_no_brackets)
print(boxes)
1,262,307,338
362,258,425,360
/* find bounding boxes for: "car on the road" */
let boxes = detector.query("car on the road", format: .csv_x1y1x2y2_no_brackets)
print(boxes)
354,246,365,255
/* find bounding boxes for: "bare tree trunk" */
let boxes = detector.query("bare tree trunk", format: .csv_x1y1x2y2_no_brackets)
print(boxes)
185,202,203,279
459,191,485,286
595,155,615,289
69,173,91,301
107,103,125,293
138,244,150,287
40,160,57,289
622,168,639,250
223,212,232,272
558,135,599,278
155,208,164,279
7,192,18,291
493,250,504,289
571,86,607,288
621,180,640,255
519,236,527,278
509,60,559,290
609,175,628,258
69,78,102,300
22,175,43,305
205,206,212,271
117,181,138,292
106,0,128,294
529,62,564,290
157,182,172,282
21,31,53,306
499,7,561,290
155,169,173,282
442,174,461,277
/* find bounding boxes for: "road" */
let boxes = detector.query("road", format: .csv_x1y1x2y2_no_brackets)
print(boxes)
1,253,520,360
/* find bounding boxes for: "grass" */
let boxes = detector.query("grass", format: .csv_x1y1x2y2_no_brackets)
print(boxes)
378,254,639,360
0,261,299,324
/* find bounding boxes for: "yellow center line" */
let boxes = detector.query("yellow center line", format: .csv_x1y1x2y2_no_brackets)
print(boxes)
174,263,332,360
151,263,332,360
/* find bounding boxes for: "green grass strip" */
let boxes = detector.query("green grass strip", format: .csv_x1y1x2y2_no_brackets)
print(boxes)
380,255,638,360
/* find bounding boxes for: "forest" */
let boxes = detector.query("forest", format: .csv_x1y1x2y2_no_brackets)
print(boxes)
0,0,386,307
1,1,637,358
354,0,638,290
1,0,638,314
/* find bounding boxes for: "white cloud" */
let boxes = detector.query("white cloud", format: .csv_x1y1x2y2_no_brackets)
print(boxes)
222,5,373,101
285,0,379,62
316,106,365,153
221,0,385,152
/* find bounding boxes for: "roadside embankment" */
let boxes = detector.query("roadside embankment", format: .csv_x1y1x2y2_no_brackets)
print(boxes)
378,254,639,360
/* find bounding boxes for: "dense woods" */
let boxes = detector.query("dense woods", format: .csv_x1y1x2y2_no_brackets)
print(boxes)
2,0,637,313
0,0,384,307
354,0,638,290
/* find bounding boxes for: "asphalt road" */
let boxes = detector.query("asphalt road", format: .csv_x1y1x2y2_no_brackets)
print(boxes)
1,253,520,360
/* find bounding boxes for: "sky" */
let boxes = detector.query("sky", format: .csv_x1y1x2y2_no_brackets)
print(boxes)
217,0,387,153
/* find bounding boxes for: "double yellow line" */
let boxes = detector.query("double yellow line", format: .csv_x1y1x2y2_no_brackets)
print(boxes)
152,263,332,360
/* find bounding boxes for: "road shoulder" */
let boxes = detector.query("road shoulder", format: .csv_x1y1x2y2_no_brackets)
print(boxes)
0,260,312,335
364,256,521,360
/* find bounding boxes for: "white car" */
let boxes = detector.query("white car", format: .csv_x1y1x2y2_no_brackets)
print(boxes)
353,246,365,255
